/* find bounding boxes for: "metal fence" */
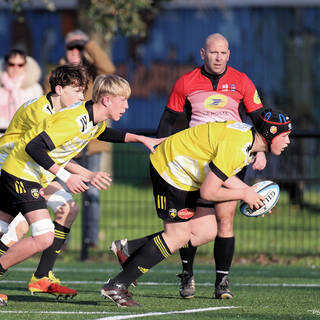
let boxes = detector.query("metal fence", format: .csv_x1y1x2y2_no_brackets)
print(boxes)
67,132,320,258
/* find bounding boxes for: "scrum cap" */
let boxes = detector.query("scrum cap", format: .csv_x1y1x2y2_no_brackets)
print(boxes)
255,108,292,150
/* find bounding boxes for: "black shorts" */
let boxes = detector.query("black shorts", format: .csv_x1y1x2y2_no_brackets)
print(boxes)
150,162,200,222
0,170,47,217
196,166,247,208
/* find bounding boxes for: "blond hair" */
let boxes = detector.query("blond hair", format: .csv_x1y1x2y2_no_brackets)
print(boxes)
92,74,131,103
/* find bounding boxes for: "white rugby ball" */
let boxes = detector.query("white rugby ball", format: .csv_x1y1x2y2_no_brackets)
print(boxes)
239,180,280,217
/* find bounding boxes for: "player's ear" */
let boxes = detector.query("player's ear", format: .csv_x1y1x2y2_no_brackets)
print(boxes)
200,48,205,60
102,96,110,108
55,85,63,95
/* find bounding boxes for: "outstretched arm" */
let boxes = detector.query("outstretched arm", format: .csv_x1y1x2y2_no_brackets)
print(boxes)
124,133,166,153
98,127,166,153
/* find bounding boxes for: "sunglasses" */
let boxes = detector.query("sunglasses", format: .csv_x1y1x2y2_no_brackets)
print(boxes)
8,62,26,67
67,45,84,51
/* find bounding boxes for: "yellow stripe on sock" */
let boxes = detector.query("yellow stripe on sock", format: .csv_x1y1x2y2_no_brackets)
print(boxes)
154,235,170,258
54,230,67,236
54,230,67,239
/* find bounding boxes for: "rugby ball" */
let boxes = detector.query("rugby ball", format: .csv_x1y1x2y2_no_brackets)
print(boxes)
239,180,280,217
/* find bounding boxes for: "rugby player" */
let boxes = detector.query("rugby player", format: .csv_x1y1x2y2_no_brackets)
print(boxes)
101,108,291,307
0,74,164,306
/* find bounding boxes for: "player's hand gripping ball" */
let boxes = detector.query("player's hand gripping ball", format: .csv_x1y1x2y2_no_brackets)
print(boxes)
240,180,280,217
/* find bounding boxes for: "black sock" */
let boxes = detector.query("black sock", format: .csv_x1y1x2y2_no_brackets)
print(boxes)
34,222,70,278
122,231,164,268
214,236,235,286
127,231,163,255
179,241,197,275
112,233,171,287
0,241,8,256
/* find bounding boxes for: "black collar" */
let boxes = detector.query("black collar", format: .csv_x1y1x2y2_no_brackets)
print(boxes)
46,92,54,110
85,100,95,124
200,65,227,81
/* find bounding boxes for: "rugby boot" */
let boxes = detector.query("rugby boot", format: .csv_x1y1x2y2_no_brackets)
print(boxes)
28,271,77,299
214,275,233,299
101,279,140,307
0,293,7,306
177,271,195,299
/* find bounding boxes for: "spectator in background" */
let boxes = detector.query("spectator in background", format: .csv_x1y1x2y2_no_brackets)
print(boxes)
0,49,43,130
44,29,116,248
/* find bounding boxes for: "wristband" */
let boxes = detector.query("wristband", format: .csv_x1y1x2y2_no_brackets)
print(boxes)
56,167,71,183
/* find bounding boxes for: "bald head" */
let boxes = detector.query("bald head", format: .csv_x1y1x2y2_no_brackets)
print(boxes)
204,33,229,50
200,33,230,75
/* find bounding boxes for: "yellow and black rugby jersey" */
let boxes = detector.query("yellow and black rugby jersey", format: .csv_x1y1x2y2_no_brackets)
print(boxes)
3,101,106,187
150,121,254,191
0,94,54,170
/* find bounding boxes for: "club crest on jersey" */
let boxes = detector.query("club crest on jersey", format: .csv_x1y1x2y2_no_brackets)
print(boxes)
169,208,177,218
254,90,261,104
31,188,40,199
177,208,195,220
204,94,228,110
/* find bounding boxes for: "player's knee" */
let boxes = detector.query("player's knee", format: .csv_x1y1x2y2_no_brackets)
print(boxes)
47,188,73,215
30,218,55,251
34,232,55,252
192,226,216,247
216,210,235,230
30,219,54,239
56,200,78,219
55,201,78,227
173,228,190,248
1,214,29,247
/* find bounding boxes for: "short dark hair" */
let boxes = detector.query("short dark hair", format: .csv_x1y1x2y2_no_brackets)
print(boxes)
49,64,89,93
5,48,27,65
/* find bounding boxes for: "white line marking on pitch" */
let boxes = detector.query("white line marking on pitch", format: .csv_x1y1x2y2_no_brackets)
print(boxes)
94,306,239,320
0,311,117,315
2,280,320,287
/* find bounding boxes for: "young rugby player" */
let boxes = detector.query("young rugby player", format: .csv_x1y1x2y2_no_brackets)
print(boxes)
0,74,164,306
0,64,91,303
101,109,292,307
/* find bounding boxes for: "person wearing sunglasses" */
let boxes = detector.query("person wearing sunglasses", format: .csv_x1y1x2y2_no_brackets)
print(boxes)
0,49,43,130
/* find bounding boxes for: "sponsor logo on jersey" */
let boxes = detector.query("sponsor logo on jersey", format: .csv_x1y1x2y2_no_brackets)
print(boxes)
177,208,195,219
270,126,277,134
76,114,89,133
169,208,177,218
204,94,228,110
230,84,236,91
31,188,40,199
254,90,261,104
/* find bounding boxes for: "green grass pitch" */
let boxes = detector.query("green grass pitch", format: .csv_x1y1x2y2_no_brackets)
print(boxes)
0,258,319,320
